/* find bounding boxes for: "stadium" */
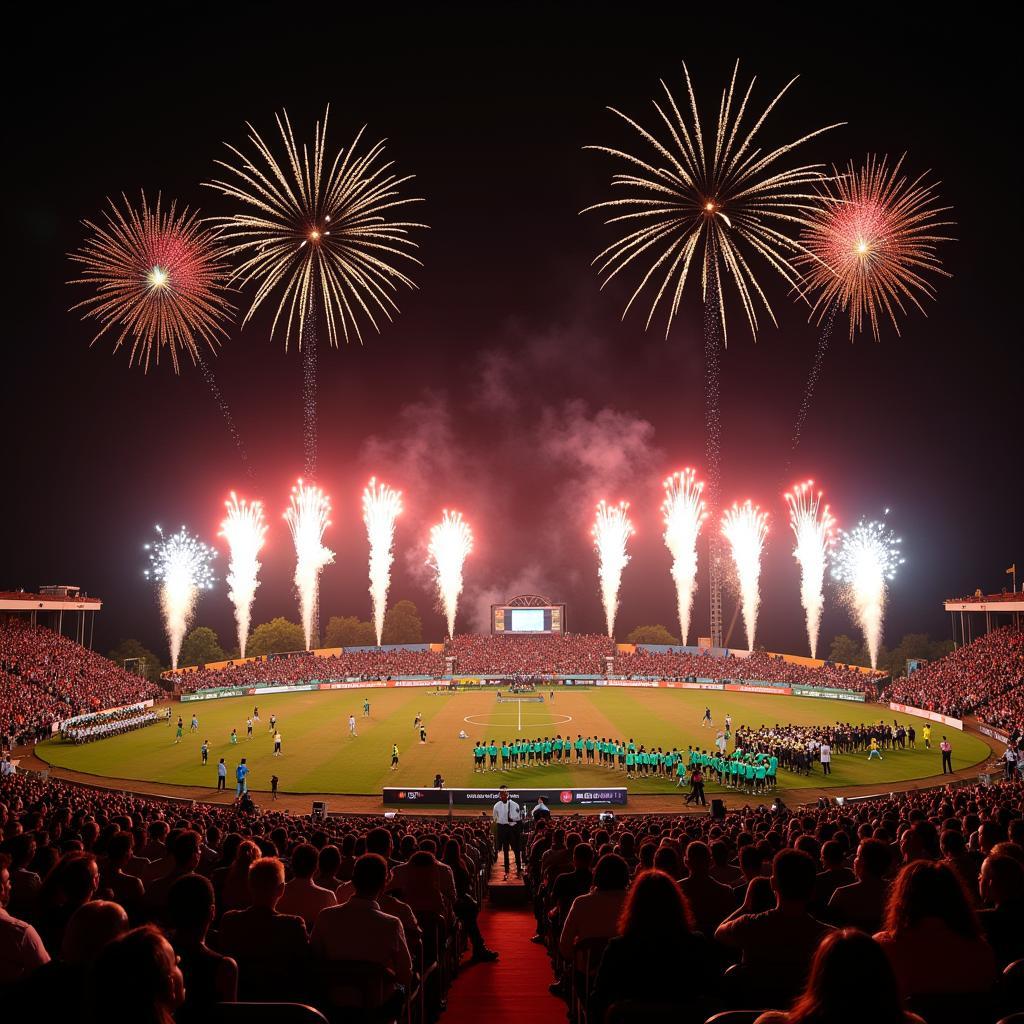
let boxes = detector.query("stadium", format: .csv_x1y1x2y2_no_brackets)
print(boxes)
3,12,1022,1024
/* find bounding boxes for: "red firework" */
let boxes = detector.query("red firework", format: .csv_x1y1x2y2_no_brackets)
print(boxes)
68,192,234,372
797,155,955,340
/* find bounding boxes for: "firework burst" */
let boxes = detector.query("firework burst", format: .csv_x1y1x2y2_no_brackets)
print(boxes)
284,479,334,650
721,501,769,651
662,469,707,645
144,526,217,670
784,481,835,658
592,501,635,638
205,107,427,351
798,154,955,340
832,515,904,669
69,192,234,373
584,61,841,342
362,478,403,646
219,493,267,659
427,510,474,639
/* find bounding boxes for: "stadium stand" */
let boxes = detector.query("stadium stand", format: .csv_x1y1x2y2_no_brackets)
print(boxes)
884,627,1024,738
0,622,163,746
0,771,1021,1023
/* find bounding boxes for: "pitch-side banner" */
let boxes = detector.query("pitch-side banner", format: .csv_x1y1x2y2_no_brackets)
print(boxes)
888,702,964,731
382,786,628,807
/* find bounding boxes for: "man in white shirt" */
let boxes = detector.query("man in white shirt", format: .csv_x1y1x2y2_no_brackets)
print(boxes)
493,786,522,880
819,741,832,775
311,853,412,1009
0,854,50,985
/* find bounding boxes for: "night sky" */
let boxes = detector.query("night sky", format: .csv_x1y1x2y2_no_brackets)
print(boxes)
5,8,1020,660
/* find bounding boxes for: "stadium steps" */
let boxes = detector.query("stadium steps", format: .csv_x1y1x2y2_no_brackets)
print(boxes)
486,859,529,906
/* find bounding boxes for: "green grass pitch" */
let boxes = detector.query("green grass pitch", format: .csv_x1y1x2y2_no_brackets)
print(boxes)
37,687,992,797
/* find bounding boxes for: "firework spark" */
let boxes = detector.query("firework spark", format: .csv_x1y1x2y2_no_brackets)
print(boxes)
662,469,707,645
362,478,403,646
205,107,427,352
69,192,234,373
284,479,334,650
144,526,217,670
832,515,904,669
584,61,841,342
219,493,267,658
784,481,835,658
798,154,955,340
592,501,635,638
721,501,769,651
427,510,474,639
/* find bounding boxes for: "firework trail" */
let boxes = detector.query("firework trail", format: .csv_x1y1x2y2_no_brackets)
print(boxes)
585,62,838,641
592,501,635,638
284,479,334,650
427,510,474,638
784,481,835,658
69,192,234,373
144,526,216,670
832,515,903,669
791,155,955,452
207,109,427,468
721,501,769,651
662,469,707,645
362,478,403,646
219,493,267,658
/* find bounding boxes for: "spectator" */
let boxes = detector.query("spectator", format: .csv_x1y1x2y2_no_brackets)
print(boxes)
680,840,738,935
754,929,926,1024
874,861,997,998
167,873,238,1022
976,851,1024,968
827,838,891,933
217,856,310,1002
310,853,412,1010
276,842,337,931
716,849,834,1003
558,852,631,962
89,924,185,1024
0,852,50,985
591,870,719,1024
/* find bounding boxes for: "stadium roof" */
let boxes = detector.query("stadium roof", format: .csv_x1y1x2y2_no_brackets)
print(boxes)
0,590,102,611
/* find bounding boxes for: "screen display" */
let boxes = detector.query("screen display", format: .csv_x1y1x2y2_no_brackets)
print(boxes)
508,608,545,632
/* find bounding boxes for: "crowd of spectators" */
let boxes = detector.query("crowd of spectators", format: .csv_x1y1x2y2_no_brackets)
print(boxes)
176,647,446,694
885,627,1024,736
446,633,616,675
0,767,1021,1022
0,623,162,747
613,647,876,692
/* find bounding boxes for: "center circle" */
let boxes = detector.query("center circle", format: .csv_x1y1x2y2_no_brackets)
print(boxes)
463,712,574,728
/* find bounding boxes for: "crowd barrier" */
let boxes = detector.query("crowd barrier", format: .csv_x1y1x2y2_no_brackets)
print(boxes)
180,678,438,702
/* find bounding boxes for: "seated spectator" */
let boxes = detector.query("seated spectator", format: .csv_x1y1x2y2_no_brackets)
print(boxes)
99,831,145,921
315,844,344,891
167,873,238,1023
874,861,997,998
441,837,498,962
89,924,185,1024
679,839,737,935
709,839,743,886
813,840,855,911
217,856,309,1002
827,838,891,933
144,828,202,923
716,849,834,1003
0,852,50,985
388,842,455,921
15,900,129,1023
754,929,926,1024
976,851,1024,968
218,838,260,913
558,853,630,964
5,833,41,920
310,853,412,1009
34,850,100,955
591,869,719,1024
276,842,337,931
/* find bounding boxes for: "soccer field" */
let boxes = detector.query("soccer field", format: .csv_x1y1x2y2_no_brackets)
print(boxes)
37,687,991,797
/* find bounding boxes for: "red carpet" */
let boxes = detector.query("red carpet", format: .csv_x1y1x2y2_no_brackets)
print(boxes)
445,904,567,1024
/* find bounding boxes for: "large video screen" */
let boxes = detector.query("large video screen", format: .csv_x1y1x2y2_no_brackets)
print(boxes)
508,608,546,632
